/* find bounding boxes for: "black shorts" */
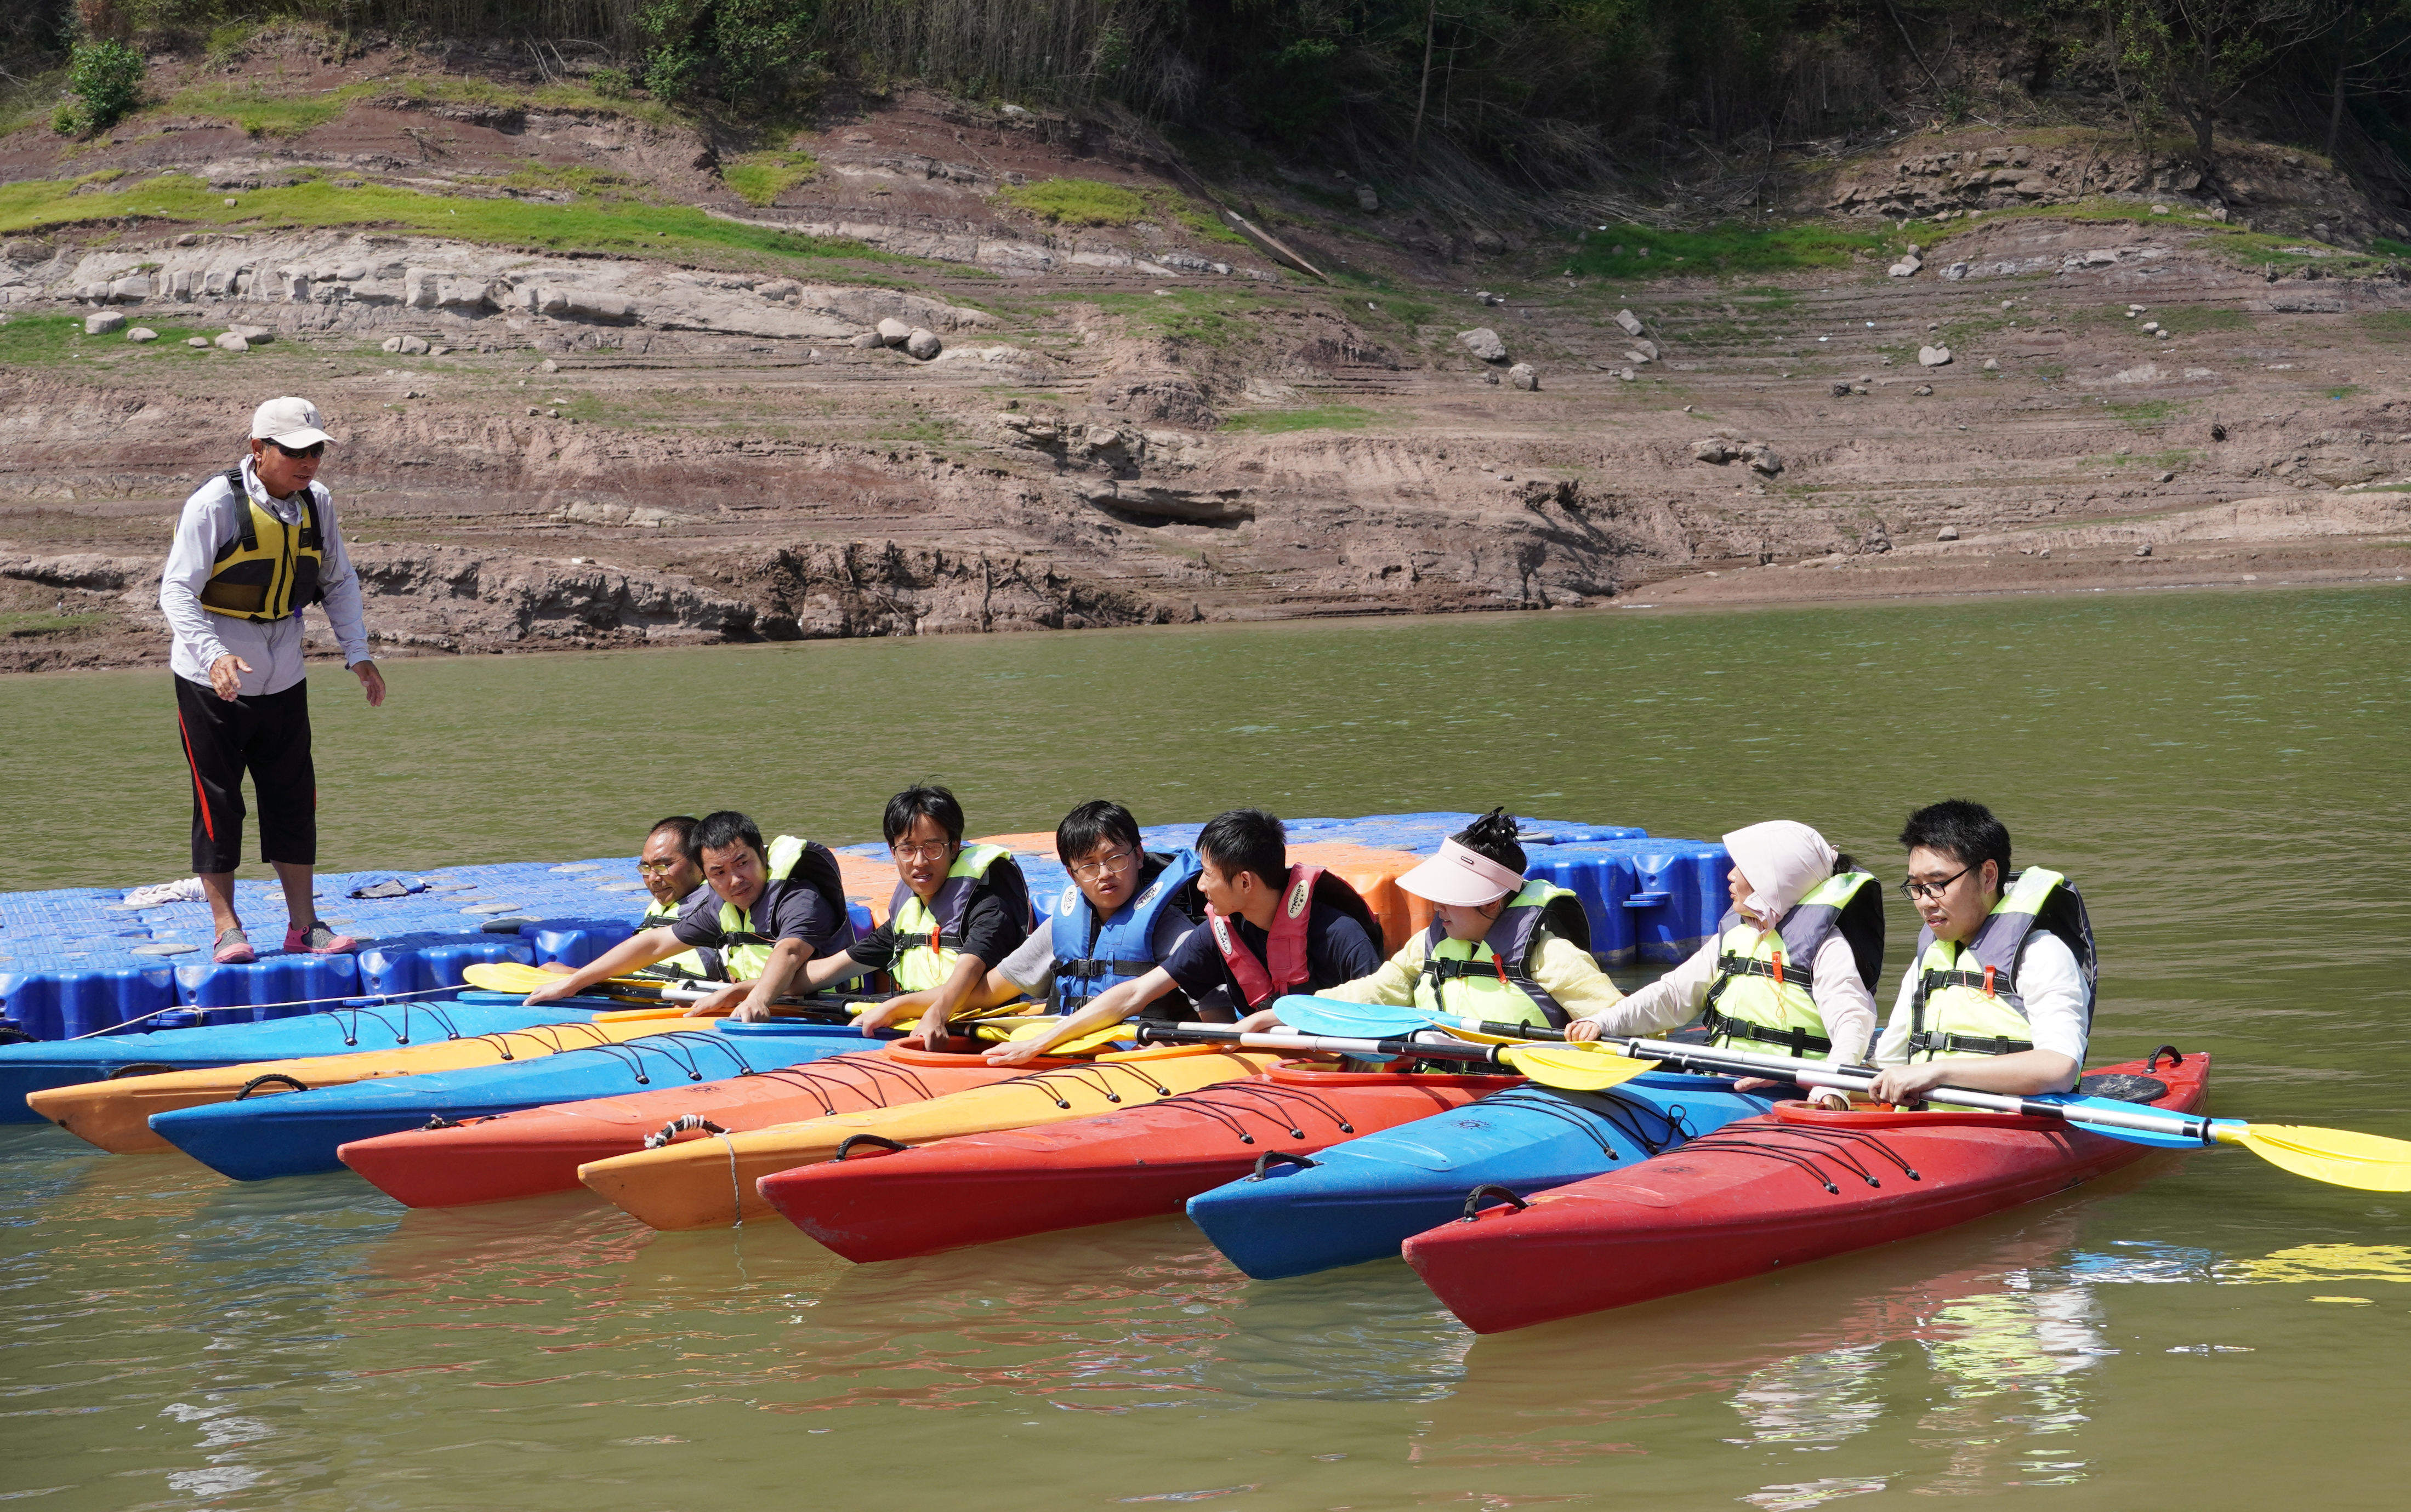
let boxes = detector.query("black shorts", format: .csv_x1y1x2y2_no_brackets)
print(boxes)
174,674,315,872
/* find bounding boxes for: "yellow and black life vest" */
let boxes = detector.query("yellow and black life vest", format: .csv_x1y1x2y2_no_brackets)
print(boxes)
198,467,326,620
889,845,1021,992
634,892,725,983
1410,880,1591,1029
1904,868,2096,1062
715,835,851,980
1698,870,1884,1057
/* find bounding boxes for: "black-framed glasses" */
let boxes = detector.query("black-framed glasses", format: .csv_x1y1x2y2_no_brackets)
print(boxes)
1898,864,1972,902
891,840,953,862
1068,848,1138,882
269,441,326,459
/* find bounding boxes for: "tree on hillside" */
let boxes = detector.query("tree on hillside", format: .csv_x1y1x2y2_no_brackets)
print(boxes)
2091,0,2327,172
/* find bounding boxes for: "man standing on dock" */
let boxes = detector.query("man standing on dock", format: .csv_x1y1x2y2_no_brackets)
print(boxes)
158,396,386,965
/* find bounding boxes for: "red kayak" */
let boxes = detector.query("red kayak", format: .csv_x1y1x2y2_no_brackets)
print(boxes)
758,1062,1522,1260
1403,1049,2210,1334
337,1042,1071,1208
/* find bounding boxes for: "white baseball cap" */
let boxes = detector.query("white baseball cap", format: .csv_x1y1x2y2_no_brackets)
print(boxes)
251,396,335,448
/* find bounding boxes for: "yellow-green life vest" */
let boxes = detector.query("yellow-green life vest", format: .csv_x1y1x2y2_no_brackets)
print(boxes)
636,894,724,983
715,834,844,982
1906,868,2096,1062
1410,880,1591,1029
1699,870,1882,1058
198,469,326,620
888,843,1013,992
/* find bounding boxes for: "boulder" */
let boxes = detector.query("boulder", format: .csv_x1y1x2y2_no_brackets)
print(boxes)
905,327,942,360
1936,525,1959,541
1917,345,1952,367
1693,438,1738,465
1613,309,1645,337
382,335,430,355
1982,357,2000,371
1509,362,1538,391
110,275,151,301
1914,384,1934,396
1355,185,1380,212
125,327,157,343
214,332,251,352
1888,255,1923,278
185,336,209,347
83,311,126,335
1457,327,1507,362
876,317,913,346
405,269,440,309
1742,442,1783,476
228,324,273,344
850,331,883,348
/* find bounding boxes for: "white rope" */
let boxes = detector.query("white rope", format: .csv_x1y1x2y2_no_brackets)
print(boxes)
63,985,466,1040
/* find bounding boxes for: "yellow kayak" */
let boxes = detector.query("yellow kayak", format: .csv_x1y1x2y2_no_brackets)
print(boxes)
578,1044,1283,1231
28,1017,694,1155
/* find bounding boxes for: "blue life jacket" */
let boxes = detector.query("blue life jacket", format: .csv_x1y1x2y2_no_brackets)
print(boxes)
1050,849,1203,1013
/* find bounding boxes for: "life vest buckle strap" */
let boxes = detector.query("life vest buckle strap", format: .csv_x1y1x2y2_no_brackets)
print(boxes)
1713,951,1815,992
1906,1030,2035,1057
1701,1005,1832,1057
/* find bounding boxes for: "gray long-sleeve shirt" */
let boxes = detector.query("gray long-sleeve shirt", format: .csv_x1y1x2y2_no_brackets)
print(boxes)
159,458,372,695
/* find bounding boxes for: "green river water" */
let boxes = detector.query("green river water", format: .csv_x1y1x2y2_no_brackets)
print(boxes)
3,586,2409,1510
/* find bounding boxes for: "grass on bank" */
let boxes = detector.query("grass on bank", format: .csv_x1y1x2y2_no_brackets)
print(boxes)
0,171,902,268
1566,221,1905,279
160,72,682,139
995,176,1247,246
724,150,820,207
1219,405,1377,433
0,312,231,366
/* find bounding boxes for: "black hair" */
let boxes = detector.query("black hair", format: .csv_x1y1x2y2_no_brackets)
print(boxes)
1196,808,1287,892
688,810,765,863
647,815,700,853
883,783,965,846
1057,800,1144,863
1449,808,1527,875
1898,800,2010,886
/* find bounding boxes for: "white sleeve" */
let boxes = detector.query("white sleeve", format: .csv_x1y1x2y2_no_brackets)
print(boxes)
2012,933,2090,1064
159,479,236,674
1873,968,1920,1065
309,487,373,666
1577,937,1718,1037
1809,932,1877,1064
995,917,1055,993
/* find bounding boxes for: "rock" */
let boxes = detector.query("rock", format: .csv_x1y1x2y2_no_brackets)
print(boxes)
111,276,151,301
1613,309,1646,338
1693,438,1738,465
1917,345,1952,367
1509,363,1538,391
214,332,250,352
537,358,559,374
1914,384,1934,396
382,335,430,355
125,327,156,343
1457,327,1508,362
185,336,209,347
1888,255,1923,278
2135,544,2153,556
1936,525,1959,541
1618,368,1636,382
905,327,942,360
1472,228,1506,254
1355,185,1380,212
850,331,882,348
876,317,913,346
1627,338,1659,362
1482,370,1501,385
1832,383,1853,397
1982,357,1999,371
83,311,126,335
228,324,272,344
1743,443,1783,476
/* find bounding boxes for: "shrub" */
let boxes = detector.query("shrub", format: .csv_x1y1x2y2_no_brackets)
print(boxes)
60,38,143,137
590,67,636,99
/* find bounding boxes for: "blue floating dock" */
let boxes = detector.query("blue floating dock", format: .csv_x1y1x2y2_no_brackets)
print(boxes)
0,814,1727,1041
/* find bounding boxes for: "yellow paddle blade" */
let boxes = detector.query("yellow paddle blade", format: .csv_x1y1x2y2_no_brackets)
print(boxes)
463,961,664,995
1499,1043,1660,1092
1437,1023,1541,1047
2220,1124,2411,1193
1001,1018,1130,1057
593,1006,695,1022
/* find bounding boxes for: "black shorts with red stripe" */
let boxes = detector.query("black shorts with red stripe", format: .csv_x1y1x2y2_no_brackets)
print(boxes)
174,674,316,874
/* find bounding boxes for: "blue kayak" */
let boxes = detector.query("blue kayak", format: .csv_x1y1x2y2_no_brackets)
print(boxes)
146,1023,868,1181
1185,1071,1781,1279
0,997,618,1122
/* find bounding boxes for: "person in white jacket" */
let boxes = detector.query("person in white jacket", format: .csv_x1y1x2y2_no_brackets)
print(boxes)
158,396,386,965
1565,820,1884,1107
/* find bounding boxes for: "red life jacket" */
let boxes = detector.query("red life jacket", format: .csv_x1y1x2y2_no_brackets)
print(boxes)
1206,864,1324,1010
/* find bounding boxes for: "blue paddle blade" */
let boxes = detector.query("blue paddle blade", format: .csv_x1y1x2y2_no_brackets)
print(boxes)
1269,995,1432,1039
2028,1092,2222,1149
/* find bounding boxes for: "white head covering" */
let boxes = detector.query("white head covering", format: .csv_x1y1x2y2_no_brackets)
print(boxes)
1398,838,1526,908
1721,820,1839,925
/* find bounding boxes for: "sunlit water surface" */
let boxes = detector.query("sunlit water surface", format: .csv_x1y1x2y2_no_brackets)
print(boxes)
3,587,2408,1510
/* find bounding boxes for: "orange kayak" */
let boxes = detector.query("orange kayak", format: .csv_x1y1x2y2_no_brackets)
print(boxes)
578,1045,1283,1231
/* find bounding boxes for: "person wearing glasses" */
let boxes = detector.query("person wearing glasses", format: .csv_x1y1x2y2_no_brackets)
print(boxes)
622,815,726,982
524,810,854,1018
159,396,385,966
1563,820,1884,1107
862,800,1206,1030
1867,800,2096,1106
799,785,1033,1046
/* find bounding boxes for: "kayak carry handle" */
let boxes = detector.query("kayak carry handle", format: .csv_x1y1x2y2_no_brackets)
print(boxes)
1460,1183,1531,1222
832,1133,911,1162
1248,1151,1318,1182
642,1114,728,1149
2148,1044,2185,1070
232,1072,310,1100
105,1062,179,1080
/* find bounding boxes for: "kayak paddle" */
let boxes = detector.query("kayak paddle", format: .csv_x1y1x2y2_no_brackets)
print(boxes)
1129,1021,1663,1090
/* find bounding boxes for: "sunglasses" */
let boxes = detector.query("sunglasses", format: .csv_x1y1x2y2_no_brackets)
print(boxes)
266,441,326,460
